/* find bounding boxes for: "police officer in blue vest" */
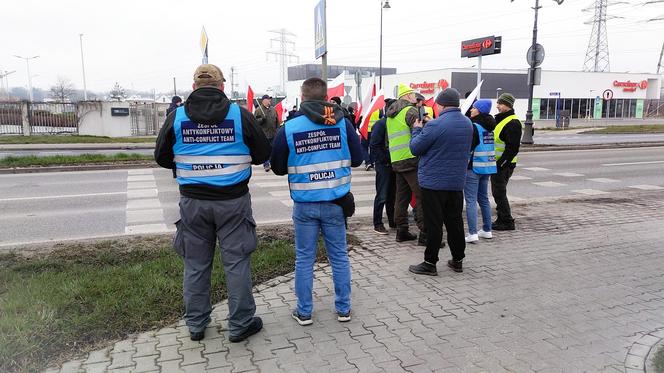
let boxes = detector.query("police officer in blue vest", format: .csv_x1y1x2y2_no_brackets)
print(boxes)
270,77,363,325
155,64,271,342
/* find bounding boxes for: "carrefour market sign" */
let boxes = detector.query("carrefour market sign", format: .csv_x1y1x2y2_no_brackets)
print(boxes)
613,80,648,93
409,79,449,95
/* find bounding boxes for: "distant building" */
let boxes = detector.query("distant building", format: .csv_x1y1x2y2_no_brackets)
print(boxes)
287,64,396,82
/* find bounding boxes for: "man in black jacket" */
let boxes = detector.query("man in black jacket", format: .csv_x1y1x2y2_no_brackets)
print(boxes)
154,64,271,342
369,99,396,234
491,93,522,231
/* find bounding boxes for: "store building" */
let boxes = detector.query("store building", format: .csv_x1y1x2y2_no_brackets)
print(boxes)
286,67,663,122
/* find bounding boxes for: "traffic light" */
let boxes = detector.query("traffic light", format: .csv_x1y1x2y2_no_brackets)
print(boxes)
494,36,502,55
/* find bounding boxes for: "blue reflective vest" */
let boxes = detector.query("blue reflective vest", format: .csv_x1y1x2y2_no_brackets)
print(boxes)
285,115,352,202
471,123,497,175
172,104,252,187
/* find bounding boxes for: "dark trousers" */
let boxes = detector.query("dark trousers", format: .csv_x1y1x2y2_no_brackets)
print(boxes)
394,170,424,232
373,163,396,227
421,188,465,264
174,194,257,337
490,165,515,222
361,134,374,165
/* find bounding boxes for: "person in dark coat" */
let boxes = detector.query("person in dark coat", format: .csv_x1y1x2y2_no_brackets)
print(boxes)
166,96,182,116
407,88,473,276
370,99,396,234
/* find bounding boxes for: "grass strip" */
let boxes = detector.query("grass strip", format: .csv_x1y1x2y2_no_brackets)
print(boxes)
581,125,664,134
0,232,318,373
0,153,153,168
0,135,156,144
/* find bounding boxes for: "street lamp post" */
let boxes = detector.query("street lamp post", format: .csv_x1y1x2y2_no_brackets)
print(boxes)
496,87,503,99
13,55,39,102
79,34,88,101
379,0,390,89
521,0,565,144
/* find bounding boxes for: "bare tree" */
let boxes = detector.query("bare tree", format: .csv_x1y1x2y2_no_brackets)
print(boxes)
49,76,76,102
109,82,127,101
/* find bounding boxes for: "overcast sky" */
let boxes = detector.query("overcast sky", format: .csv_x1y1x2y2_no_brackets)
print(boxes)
2,0,663,95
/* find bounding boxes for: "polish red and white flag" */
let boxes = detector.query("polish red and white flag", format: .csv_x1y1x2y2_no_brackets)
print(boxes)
359,89,385,140
327,71,345,99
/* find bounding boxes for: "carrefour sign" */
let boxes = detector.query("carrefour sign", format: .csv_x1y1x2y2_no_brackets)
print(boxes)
461,36,502,58
612,80,648,93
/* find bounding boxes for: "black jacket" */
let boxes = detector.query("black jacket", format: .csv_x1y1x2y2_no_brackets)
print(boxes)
468,113,497,170
154,87,271,200
494,109,522,168
270,100,363,176
369,117,390,167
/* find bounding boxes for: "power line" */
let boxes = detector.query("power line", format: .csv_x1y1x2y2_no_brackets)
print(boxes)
265,29,299,95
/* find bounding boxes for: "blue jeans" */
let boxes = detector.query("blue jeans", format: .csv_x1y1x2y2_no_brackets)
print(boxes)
464,169,492,234
293,202,351,316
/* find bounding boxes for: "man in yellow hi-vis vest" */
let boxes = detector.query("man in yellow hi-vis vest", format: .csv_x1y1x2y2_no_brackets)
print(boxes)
491,93,522,231
386,84,427,244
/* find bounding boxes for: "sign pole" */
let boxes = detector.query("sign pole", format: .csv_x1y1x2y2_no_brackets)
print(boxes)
476,55,482,99
322,53,327,83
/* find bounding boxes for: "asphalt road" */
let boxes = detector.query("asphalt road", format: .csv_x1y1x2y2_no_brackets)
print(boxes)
1,146,662,248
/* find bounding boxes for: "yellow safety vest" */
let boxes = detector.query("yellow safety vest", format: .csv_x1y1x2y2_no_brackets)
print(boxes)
368,110,380,133
494,114,522,163
386,107,416,163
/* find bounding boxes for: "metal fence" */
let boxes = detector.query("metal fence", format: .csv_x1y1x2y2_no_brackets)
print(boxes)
130,102,165,136
0,101,79,135
0,102,23,134
28,102,79,134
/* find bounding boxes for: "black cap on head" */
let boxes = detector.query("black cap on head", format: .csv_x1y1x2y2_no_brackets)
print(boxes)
261,94,271,100
330,97,342,105
435,88,461,107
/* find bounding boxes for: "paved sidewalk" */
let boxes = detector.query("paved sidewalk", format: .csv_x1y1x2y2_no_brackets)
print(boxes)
46,190,664,372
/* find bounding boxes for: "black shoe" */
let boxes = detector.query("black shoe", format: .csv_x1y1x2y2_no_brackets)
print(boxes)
492,222,515,231
447,259,463,273
291,310,313,326
396,230,417,242
409,261,437,276
229,316,263,343
373,225,389,235
388,221,397,229
417,233,427,247
190,330,205,341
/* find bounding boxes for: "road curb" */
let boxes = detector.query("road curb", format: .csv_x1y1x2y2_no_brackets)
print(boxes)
1,142,663,174
520,142,664,152
0,162,158,174
0,143,155,151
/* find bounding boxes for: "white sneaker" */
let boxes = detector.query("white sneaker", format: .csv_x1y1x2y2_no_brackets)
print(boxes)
478,230,493,239
465,234,479,244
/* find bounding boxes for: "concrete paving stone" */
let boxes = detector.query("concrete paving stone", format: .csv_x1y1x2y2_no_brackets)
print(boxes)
107,351,135,370
84,348,111,365
112,339,136,353
376,359,409,373
134,341,159,358
201,337,227,355
228,354,256,372
157,360,183,372
179,346,206,366
339,342,371,360
181,363,207,372
206,367,233,373
156,345,183,362
624,353,645,369
133,355,159,372
347,356,383,372
320,352,358,371
205,351,231,369
156,332,180,348
627,342,652,357
106,368,134,373
82,361,111,373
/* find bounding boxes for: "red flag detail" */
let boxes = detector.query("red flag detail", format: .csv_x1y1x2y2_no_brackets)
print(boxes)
246,85,254,112
359,89,385,140
327,72,345,100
